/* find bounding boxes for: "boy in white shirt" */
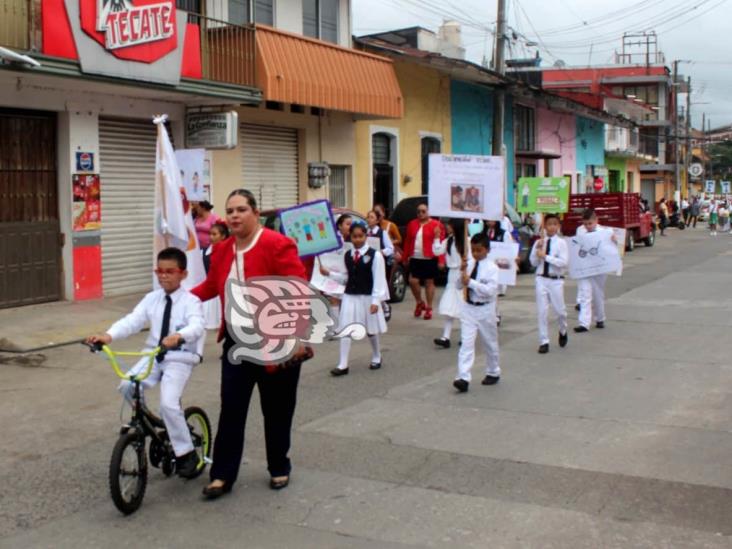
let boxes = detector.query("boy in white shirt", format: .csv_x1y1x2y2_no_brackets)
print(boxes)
529,213,569,354
86,247,205,478
453,233,500,393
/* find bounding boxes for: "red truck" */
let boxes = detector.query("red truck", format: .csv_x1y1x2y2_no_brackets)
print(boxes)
562,192,656,251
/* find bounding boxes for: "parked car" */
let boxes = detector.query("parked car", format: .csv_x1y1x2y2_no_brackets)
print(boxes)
390,195,539,275
260,207,407,303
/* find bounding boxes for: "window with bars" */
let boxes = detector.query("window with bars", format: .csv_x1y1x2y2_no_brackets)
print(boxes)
328,165,350,208
200,0,273,24
302,0,339,43
514,104,535,152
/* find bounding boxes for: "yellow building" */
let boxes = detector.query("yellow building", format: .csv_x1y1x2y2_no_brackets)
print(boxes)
353,58,452,214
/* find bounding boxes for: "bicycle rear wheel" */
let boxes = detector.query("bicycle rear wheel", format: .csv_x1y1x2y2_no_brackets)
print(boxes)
184,406,212,479
109,432,148,515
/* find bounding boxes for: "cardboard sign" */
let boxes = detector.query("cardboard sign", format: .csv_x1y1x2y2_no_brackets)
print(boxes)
516,177,570,213
721,181,731,194
567,230,622,279
705,180,716,193
310,247,351,295
428,154,504,220
487,241,519,286
279,200,341,258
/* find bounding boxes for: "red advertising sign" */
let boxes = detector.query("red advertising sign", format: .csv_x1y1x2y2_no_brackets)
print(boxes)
73,174,102,231
593,177,604,192
79,0,178,63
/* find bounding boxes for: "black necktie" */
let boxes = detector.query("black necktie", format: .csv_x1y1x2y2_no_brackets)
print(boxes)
543,238,551,277
156,295,172,362
469,262,479,302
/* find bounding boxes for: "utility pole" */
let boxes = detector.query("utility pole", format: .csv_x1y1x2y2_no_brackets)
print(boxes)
673,60,680,202
492,0,507,160
685,77,691,196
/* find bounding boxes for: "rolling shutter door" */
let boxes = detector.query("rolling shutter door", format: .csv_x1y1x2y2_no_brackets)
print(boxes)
99,118,158,296
241,124,298,209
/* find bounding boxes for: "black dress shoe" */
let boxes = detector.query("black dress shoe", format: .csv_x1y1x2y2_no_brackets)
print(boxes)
481,375,500,385
575,303,581,311
538,343,549,354
330,367,349,376
573,326,589,333
596,321,605,329
369,361,382,370
176,450,200,479
433,337,451,349
202,481,232,500
558,332,568,347
453,379,469,393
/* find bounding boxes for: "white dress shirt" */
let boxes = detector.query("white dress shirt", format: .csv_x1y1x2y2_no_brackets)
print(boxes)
456,257,499,304
529,234,568,277
413,226,425,259
432,235,462,269
329,244,389,305
367,225,394,257
107,287,205,360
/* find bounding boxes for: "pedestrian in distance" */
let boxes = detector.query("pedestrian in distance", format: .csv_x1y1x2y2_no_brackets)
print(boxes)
313,213,353,324
203,222,229,329
453,233,500,393
574,208,617,333
689,197,700,228
529,214,569,354
374,203,402,250
321,223,390,376
709,199,718,236
366,209,395,321
681,197,690,226
658,198,669,236
402,202,445,320
432,218,465,349
85,247,206,479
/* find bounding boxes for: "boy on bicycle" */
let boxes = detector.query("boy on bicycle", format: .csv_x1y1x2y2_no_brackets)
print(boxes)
86,247,205,478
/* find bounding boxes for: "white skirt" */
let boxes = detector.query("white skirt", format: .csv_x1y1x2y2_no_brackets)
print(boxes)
204,297,221,330
438,268,463,319
338,294,387,335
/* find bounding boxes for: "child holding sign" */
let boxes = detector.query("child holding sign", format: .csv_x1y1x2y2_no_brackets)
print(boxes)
529,214,568,353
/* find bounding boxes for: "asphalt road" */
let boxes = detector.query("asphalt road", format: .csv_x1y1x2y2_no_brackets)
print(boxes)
1,226,731,548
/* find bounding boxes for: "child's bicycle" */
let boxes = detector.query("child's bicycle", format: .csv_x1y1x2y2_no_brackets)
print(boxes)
82,341,212,515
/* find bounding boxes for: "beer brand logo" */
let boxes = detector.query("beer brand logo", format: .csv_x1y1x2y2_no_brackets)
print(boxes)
80,0,178,62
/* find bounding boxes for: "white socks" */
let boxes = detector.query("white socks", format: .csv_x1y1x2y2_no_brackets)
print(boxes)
368,335,381,363
442,318,454,340
337,337,351,370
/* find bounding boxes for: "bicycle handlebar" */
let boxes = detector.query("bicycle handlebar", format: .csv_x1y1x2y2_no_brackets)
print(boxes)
81,341,161,382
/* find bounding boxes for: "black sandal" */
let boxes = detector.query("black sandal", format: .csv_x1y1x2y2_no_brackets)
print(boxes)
269,476,289,490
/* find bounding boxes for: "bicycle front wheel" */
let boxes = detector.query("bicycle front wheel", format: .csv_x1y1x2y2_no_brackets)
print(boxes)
185,406,212,479
109,432,148,515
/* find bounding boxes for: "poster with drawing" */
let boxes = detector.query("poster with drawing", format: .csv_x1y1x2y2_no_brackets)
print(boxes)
279,199,341,258
567,230,622,279
428,154,504,220
487,241,519,286
310,247,351,296
610,227,627,276
175,148,206,202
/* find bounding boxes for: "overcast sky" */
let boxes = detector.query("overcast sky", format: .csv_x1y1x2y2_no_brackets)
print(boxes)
353,0,731,129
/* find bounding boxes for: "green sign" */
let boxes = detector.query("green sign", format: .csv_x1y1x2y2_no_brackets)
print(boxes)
516,177,570,213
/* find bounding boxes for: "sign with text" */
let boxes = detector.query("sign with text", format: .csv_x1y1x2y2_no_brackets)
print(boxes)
185,111,238,149
722,181,731,194
705,180,716,193
567,230,622,279
279,200,341,258
487,241,519,286
428,154,504,221
516,177,570,213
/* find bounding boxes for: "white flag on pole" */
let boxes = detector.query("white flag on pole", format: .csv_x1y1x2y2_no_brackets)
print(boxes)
153,115,206,290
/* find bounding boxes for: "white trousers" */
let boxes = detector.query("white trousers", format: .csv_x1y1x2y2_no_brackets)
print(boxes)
119,357,194,456
577,274,607,328
535,277,567,345
456,304,500,382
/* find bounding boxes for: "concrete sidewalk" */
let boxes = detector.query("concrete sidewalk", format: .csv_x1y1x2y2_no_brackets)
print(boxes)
0,293,143,352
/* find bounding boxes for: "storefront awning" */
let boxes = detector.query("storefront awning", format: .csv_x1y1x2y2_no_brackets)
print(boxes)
255,25,403,118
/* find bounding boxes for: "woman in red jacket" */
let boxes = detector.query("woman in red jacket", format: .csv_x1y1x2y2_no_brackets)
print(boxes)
402,202,445,320
191,188,308,499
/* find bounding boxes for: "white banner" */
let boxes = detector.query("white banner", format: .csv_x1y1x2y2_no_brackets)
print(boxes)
153,115,205,290
487,241,519,286
567,230,622,279
428,154,504,221
174,148,206,202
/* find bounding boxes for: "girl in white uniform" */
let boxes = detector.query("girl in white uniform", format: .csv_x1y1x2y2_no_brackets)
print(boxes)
313,214,353,322
203,222,229,329
321,223,389,376
432,219,465,349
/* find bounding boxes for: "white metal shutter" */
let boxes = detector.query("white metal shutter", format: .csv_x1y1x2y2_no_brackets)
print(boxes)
240,124,298,209
99,117,158,296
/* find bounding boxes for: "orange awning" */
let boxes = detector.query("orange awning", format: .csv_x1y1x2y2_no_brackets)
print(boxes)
255,25,403,119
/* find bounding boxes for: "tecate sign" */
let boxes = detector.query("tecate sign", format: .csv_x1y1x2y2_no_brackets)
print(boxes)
186,112,239,149
80,0,178,62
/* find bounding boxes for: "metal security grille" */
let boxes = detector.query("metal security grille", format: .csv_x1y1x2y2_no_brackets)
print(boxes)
328,165,349,208
240,124,298,209
99,117,159,296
